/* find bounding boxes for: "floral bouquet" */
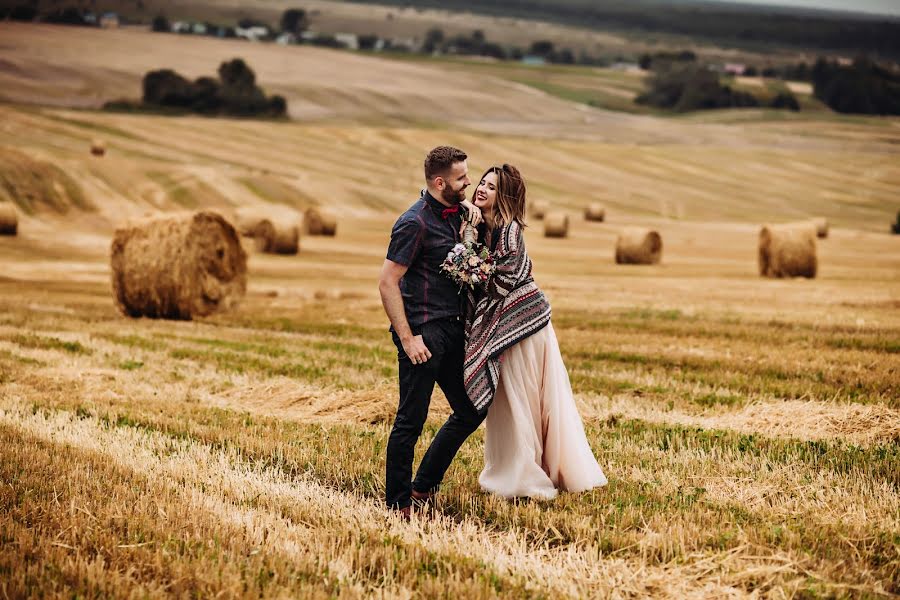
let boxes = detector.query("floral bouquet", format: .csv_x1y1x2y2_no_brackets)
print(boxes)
441,226,495,289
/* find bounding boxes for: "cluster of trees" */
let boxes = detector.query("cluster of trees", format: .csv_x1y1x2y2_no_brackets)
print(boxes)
340,0,900,59
636,63,799,112
638,50,696,71
421,29,582,64
811,57,900,115
742,62,811,81
3,4,106,25
105,59,287,118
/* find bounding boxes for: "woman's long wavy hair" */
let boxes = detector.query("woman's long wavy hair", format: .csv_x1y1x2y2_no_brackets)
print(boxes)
478,163,527,229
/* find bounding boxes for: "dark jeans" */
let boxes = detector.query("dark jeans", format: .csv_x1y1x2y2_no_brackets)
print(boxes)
386,317,485,509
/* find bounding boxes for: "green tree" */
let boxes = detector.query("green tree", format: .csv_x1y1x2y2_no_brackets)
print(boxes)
280,9,307,34
151,14,169,32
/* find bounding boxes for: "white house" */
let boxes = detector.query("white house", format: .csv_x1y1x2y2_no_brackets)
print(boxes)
99,12,119,28
276,32,297,45
235,25,270,41
334,33,359,50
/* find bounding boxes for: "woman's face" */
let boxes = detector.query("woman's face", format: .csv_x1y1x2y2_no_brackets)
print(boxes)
474,171,497,213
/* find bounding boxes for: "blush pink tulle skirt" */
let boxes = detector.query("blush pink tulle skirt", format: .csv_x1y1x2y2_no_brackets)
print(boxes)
479,323,608,500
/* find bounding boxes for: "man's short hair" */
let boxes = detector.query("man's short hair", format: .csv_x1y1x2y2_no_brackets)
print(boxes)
424,146,467,181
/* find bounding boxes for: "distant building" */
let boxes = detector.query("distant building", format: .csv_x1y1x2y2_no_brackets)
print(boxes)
521,55,546,66
191,22,207,35
723,63,746,75
235,25,270,41
334,33,359,50
99,12,119,28
83,12,97,25
172,21,191,34
611,61,641,72
276,32,297,45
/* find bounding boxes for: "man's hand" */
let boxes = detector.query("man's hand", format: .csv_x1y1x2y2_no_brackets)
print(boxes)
401,334,432,365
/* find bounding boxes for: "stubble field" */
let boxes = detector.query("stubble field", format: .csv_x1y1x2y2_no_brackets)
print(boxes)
1,22,899,599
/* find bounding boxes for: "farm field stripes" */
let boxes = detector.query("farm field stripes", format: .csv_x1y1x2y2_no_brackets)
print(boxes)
2,386,897,596
1,266,898,596
2,105,899,231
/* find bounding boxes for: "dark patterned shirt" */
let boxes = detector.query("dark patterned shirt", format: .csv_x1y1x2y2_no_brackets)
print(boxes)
386,191,464,329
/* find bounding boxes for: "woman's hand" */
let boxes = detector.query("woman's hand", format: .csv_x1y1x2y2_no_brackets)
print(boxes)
460,200,483,226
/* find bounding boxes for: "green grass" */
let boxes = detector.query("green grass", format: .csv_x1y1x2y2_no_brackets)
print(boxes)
8,334,92,355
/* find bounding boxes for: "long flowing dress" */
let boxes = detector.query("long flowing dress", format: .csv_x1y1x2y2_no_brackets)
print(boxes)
464,222,607,499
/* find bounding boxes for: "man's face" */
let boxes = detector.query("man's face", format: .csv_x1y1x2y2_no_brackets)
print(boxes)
438,160,471,205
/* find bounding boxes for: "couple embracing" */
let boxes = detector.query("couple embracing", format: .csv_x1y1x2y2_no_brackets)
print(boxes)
379,146,606,519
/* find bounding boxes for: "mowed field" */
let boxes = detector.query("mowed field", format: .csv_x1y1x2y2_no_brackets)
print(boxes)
1,22,900,598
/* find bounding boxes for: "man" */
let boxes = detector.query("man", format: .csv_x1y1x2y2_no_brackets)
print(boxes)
378,145,485,518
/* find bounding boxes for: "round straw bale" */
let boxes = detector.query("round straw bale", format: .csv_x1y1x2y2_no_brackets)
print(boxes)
304,207,337,236
0,203,18,235
544,211,569,238
585,203,606,222
110,211,247,319
234,208,266,237
758,223,817,279
812,216,828,239
615,227,662,265
254,218,299,255
90,139,106,157
530,199,549,220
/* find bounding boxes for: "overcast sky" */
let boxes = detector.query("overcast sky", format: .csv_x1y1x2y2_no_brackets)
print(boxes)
705,0,900,17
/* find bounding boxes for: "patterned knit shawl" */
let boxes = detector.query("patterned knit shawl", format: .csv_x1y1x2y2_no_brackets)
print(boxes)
463,221,551,414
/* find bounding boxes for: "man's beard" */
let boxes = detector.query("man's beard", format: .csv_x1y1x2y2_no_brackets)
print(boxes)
441,185,466,205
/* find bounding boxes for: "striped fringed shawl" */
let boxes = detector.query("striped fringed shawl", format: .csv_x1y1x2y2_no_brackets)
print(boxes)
463,221,551,415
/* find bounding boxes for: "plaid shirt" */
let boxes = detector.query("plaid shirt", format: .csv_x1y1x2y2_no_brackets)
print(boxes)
386,191,464,329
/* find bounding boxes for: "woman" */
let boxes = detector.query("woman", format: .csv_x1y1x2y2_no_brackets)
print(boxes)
459,164,606,500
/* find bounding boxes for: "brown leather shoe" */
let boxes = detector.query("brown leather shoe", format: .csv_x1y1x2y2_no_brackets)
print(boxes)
411,489,436,513
411,489,435,501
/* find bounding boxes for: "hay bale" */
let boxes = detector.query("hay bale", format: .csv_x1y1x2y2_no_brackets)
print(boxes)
234,209,266,237
0,203,17,235
304,207,337,236
544,211,569,238
585,203,606,222
254,218,299,255
812,216,828,239
530,199,549,220
615,227,662,265
110,211,247,320
90,139,106,157
758,223,817,279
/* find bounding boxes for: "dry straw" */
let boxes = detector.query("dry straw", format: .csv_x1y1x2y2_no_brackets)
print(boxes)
254,218,300,255
758,223,817,278
544,211,569,238
812,217,828,239
234,208,266,237
615,227,662,264
0,203,17,235
90,138,106,157
110,211,247,319
584,203,606,222
530,199,549,220
304,207,337,236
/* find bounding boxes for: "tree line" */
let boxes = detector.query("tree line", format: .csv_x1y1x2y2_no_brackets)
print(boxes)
326,0,900,59
104,59,287,118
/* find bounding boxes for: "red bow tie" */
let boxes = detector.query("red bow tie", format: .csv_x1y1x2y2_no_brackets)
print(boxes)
441,204,460,219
